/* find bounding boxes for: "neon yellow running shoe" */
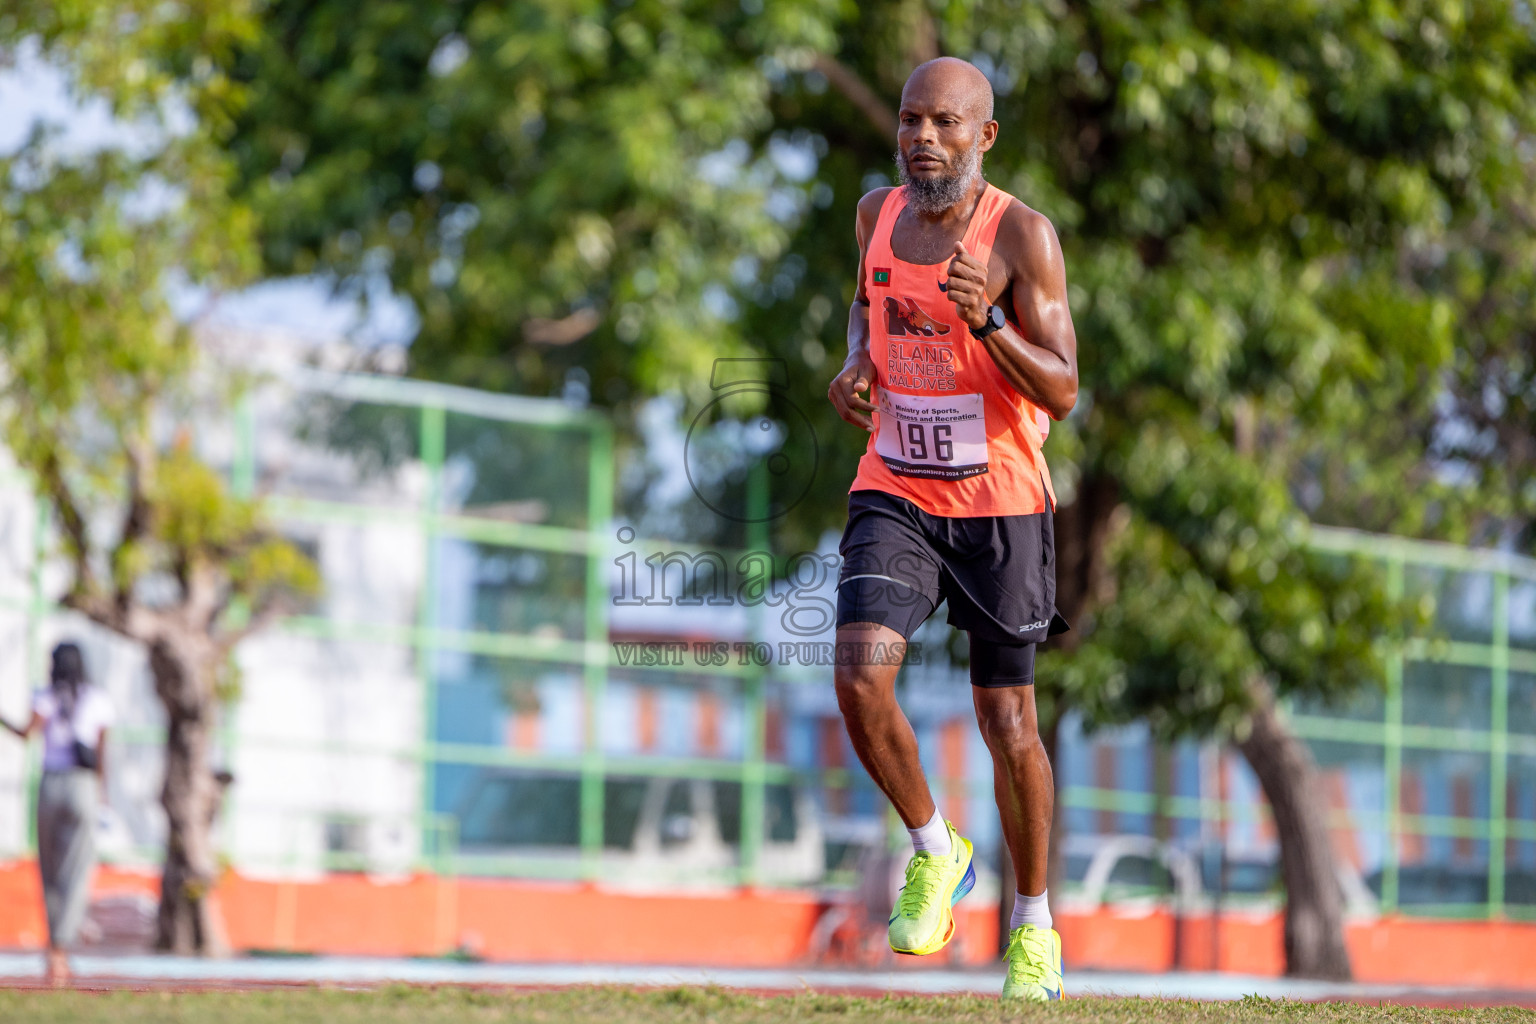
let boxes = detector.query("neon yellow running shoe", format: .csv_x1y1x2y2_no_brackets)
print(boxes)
1002,924,1065,1000
886,820,976,956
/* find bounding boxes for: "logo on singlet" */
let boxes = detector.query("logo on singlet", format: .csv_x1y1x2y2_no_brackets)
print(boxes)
883,297,951,338
872,267,891,285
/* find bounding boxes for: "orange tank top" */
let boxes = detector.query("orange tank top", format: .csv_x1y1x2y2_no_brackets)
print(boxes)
849,184,1057,517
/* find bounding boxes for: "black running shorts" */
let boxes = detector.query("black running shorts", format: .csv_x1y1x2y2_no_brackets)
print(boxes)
835,490,1069,686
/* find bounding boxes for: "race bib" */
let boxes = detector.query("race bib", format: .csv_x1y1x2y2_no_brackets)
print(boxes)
874,391,989,480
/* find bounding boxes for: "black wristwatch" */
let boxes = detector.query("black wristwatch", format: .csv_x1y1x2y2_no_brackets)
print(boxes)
969,304,1007,339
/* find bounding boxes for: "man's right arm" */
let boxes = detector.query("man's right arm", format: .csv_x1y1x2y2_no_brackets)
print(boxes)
828,189,891,432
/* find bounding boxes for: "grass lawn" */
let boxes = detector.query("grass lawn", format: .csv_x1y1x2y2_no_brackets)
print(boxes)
0,987,1533,1023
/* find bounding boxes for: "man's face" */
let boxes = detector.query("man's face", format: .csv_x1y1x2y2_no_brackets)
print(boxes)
894,77,995,214
895,74,994,183
898,105,976,181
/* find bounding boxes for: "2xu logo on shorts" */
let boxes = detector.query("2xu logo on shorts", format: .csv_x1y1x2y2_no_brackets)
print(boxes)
1017,619,1049,633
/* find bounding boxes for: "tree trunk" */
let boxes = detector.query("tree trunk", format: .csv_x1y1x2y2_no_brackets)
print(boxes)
1052,474,1120,645
148,636,228,956
1235,682,1351,980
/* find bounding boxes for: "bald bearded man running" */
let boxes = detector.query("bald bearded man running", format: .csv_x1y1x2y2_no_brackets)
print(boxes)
826,57,1078,1000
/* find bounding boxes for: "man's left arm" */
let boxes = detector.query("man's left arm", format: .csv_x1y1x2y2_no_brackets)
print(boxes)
943,209,1078,419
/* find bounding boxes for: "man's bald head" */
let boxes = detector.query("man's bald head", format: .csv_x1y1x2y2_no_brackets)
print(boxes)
902,57,994,125
894,57,997,215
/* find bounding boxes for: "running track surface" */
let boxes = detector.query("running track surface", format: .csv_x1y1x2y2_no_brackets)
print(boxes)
0,953,1532,1005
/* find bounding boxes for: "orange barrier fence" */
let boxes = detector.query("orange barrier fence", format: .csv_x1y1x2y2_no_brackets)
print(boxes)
1059,904,1536,990
0,860,1532,989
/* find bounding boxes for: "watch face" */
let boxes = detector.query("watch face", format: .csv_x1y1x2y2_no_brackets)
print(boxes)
990,305,1006,330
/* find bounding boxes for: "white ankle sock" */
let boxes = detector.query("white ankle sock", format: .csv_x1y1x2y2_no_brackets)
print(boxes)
907,807,951,856
1011,889,1051,930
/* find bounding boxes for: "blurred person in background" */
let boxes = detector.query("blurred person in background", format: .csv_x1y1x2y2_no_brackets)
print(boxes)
2,642,114,986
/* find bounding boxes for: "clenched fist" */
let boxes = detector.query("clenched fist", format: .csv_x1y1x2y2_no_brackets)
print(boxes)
944,241,991,330
828,349,878,432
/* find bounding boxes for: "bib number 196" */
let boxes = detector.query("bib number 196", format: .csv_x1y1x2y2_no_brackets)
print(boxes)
899,421,953,461
874,391,989,480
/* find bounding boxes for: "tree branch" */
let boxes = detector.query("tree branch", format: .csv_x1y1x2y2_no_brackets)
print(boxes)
905,12,941,68
811,55,897,141
183,560,225,635
216,597,294,656
115,433,156,618
523,308,601,346
37,448,97,606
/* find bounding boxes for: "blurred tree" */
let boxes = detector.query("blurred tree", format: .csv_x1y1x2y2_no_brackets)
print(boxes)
228,0,842,406
773,1,1536,979
231,0,1536,977
0,1,317,954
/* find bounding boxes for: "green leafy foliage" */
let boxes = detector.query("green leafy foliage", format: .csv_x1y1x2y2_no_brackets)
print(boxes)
756,0,1535,733
0,0,315,645
231,2,1536,738
154,446,320,606
231,0,842,400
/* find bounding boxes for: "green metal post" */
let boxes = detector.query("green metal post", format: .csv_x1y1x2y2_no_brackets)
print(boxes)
740,461,769,886
1489,572,1509,918
1206,742,1224,968
1382,557,1404,913
221,394,257,853
418,405,447,867
579,423,614,881
232,394,256,499
23,497,47,854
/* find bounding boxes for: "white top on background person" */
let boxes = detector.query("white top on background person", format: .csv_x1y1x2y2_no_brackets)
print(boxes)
31,681,114,773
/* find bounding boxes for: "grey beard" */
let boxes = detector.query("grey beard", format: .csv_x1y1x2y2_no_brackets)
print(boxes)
895,141,983,215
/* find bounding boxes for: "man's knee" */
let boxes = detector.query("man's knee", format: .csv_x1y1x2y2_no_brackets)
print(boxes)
833,662,889,716
976,703,1043,764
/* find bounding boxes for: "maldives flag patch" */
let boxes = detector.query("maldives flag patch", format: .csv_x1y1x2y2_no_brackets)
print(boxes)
872,268,891,285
